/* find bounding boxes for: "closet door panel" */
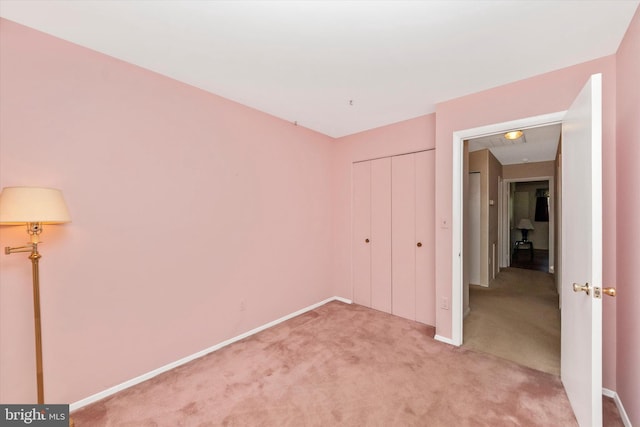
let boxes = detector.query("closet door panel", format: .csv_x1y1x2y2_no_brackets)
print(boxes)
415,150,436,325
352,161,371,306
370,158,392,313
391,154,416,320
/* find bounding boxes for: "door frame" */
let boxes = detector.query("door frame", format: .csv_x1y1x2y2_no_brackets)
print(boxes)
500,176,555,272
451,111,565,346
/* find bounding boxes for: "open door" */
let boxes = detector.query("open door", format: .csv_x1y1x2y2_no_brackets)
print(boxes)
561,74,603,426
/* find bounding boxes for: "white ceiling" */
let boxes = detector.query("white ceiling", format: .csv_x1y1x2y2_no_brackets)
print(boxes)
1,1,638,138
468,124,562,165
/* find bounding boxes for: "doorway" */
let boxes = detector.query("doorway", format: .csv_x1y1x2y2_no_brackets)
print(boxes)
461,125,561,374
451,74,606,426
450,111,565,347
508,179,552,273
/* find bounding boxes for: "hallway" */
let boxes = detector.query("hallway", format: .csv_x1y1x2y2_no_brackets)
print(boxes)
463,267,560,375
510,249,550,273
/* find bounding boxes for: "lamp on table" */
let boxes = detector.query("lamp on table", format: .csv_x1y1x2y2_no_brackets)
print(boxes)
517,218,534,242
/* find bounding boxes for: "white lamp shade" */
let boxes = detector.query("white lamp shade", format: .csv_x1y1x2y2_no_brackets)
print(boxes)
517,218,534,230
0,187,71,224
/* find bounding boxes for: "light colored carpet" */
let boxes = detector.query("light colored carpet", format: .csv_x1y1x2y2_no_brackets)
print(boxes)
464,267,561,376
73,301,577,426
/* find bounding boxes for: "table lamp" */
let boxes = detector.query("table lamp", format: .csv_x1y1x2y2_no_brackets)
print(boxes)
517,218,534,242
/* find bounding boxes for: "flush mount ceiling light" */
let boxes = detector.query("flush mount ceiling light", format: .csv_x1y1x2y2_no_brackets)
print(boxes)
504,130,523,140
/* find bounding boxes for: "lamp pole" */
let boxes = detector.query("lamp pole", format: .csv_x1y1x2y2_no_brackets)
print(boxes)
30,244,44,404
6,227,45,404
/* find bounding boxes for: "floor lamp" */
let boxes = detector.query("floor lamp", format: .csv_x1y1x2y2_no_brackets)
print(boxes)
0,187,71,414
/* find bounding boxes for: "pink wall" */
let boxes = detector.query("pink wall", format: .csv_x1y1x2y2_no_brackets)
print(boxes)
433,56,619,389
0,19,335,404
615,6,640,425
331,115,436,301
2,10,637,415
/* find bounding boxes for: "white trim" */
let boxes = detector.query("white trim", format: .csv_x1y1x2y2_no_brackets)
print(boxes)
332,296,353,305
70,296,352,411
497,176,504,268
452,130,463,346
590,74,604,426
602,388,632,427
501,176,511,268
451,111,566,347
434,334,457,346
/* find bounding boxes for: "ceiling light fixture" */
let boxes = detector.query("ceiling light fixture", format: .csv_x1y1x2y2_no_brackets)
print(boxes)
504,130,523,140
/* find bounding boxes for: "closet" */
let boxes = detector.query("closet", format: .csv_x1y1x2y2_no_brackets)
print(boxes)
352,150,435,325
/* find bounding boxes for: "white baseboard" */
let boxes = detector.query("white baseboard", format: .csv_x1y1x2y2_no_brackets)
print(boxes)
434,334,458,346
70,296,352,411
603,388,632,427
333,296,352,305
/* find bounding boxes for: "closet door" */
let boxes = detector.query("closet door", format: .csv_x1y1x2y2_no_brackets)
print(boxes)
352,161,372,306
370,158,392,313
391,154,416,320
353,152,434,325
415,150,435,325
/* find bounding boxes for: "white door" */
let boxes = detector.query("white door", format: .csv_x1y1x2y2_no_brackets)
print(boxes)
561,74,602,426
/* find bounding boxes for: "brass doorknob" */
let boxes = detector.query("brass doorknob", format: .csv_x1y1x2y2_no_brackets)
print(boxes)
417,242,422,247
603,287,616,297
365,238,370,243
573,282,590,296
